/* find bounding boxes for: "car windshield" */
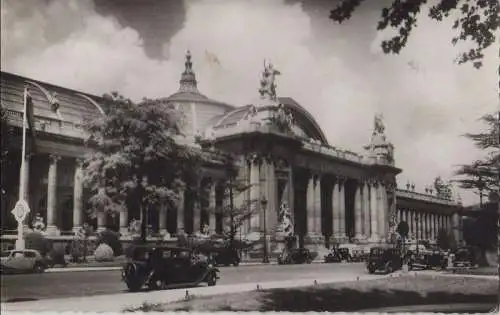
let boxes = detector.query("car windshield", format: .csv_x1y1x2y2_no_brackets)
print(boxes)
1,251,11,257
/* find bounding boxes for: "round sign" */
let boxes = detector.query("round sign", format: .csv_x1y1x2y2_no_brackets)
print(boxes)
11,199,31,222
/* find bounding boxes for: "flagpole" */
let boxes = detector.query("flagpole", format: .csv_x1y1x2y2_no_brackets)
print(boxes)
14,85,30,250
19,85,28,201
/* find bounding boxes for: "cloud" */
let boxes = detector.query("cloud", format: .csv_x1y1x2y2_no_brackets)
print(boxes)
1,0,497,205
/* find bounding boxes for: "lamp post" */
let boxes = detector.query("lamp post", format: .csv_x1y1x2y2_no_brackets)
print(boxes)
261,197,269,263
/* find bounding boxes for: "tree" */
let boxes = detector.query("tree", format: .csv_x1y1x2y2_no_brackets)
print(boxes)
330,0,499,69
201,154,260,251
82,92,203,243
455,112,499,203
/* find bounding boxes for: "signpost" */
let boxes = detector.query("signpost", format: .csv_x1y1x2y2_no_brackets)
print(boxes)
11,199,31,250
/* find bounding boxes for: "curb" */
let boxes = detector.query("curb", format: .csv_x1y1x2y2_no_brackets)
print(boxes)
391,270,498,280
46,260,328,272
2,273,387,312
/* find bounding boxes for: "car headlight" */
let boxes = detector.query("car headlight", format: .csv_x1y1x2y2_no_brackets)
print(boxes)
208,264,213,268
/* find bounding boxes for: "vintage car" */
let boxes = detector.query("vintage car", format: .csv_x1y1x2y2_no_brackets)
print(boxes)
449,246,476,268
366,246,403,274
408,248,447,270
121,245,220,292
324,248,352,263
0,249,47,274
278,248,313,265
197,246,241,267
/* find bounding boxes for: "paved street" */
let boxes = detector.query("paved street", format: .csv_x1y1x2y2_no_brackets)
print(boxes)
2,262,365,302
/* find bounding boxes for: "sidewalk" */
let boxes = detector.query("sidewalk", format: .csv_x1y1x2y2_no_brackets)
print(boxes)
46,259,328,272
2,273,387,313
392,269,498,280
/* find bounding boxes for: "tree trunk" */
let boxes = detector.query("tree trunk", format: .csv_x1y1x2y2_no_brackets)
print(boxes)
140,202,147,243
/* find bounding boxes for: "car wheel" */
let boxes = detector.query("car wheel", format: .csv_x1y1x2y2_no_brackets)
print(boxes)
33,263,45,273
207,272,217,286
306,259,312,264
233,260,239,267
367,266,375,274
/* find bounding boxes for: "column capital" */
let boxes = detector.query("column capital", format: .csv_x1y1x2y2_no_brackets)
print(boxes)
334,175,347,184
75,157,85,167
49,154,61,164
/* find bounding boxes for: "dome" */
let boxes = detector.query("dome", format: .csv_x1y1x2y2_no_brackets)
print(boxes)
162,50,234,142
206,97,329,145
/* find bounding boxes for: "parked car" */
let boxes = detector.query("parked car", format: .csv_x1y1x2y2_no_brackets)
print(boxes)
278,248,313,265
408,249,447,270
324,248,352,263
197,246,241,267
121,245,220,292
450,246,476,268
366,246,403,274
1,249,47,274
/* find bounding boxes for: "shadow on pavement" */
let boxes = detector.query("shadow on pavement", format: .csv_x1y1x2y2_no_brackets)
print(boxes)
256,288,497,312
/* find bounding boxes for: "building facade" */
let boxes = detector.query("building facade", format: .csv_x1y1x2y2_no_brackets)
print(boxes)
0,51,464,248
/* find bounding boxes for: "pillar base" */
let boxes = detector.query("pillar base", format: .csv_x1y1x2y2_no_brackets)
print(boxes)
96,227,106,233
159,229,171,240
45,225,60,237
72,226,82,234
119,227,130,237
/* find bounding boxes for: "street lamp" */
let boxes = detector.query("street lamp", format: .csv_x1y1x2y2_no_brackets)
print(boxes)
261,197,269,263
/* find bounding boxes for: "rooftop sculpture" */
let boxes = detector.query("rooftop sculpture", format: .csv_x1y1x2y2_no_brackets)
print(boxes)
258,60,281,102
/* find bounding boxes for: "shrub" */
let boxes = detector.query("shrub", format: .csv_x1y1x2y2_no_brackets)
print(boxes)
97,230,122,256
25,231,52,256
94,243,114,262
48,243,67,267
69,239,85,263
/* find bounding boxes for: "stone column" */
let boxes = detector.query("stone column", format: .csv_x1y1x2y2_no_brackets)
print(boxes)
265,159,277,233
96,205,106,232
46,154,60,235
314,175,322,235
362,181,370,239
306,174,315,237
158,204,168,238
177,189,185,234
409,210,414,237
377,182,387,242
452,212,460,245
249,157,260,230
338,178,346,240
369,181,378,241
72,158,83,233
425,213,430,239
354,182,362,239
193,193,201,235
332,179,340,239
209,182,217,235
420,212,425,240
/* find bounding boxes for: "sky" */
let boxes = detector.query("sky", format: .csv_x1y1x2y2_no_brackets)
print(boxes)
1,0,497,206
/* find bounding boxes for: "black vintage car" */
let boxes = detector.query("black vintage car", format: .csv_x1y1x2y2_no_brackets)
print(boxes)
324,248,352,263
408,249,447,270
366,246,403,274
450,246,476,268
121,245,220,292
278,248,313,265
198,246,241,267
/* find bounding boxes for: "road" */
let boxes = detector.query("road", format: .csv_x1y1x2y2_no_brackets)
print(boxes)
2,263,366,302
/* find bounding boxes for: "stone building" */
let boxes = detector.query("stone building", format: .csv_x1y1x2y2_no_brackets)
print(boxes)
0,51,464,248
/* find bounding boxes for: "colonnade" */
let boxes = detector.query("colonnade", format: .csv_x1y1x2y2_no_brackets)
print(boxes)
395,208,455,241
17,153,228,237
